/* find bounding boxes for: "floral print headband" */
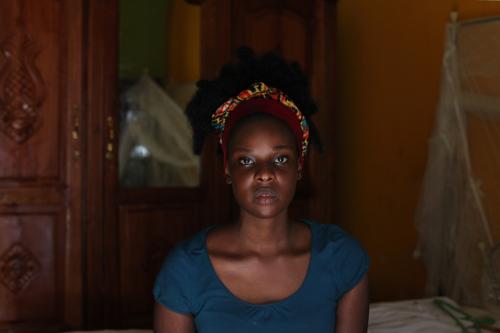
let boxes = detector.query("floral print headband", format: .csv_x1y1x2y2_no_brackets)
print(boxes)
211,82,310,165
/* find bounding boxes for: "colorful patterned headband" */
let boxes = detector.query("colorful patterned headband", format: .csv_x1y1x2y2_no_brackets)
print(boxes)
211,82,310,165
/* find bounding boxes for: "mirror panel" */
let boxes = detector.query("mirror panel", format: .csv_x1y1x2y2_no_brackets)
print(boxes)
118,0,201,188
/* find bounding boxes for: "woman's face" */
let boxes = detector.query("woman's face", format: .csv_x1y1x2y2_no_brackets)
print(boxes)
225,115,301,220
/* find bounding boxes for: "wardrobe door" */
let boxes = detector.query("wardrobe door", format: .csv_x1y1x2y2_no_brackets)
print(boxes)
204,0,337,224
0,0,84,332
232,0,336,224
86,0,228,328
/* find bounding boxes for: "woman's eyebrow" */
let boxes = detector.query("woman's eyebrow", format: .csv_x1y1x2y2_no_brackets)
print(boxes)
231,146,253,152
273,144,295,150
231,144,295,152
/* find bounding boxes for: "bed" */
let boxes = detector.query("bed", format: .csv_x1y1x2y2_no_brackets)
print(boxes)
368,297,500,333
65,297,500,333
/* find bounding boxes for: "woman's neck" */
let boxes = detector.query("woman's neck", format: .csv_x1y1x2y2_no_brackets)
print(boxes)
235,213,294,255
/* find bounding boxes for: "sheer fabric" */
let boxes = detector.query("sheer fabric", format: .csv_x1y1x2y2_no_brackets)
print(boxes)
119,74,200,187
415,16,500,309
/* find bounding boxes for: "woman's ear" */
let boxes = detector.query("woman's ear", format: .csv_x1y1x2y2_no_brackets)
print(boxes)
224,166,232,184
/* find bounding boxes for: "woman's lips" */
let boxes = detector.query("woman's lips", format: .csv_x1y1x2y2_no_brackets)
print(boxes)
253,187,277,204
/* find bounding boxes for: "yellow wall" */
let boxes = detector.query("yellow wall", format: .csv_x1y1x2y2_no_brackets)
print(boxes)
166,0,200,83
335,0,500,301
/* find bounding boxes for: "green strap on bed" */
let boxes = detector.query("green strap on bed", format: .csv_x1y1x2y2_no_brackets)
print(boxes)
433,298,495,333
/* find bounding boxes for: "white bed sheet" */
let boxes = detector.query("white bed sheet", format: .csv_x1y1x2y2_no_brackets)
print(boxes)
369,297,499,333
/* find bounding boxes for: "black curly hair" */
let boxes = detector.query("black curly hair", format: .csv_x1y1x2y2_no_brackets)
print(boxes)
185,47,322,155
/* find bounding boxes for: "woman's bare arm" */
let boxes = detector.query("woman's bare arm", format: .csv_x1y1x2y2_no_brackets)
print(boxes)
335,274,369,333
154,302,195,333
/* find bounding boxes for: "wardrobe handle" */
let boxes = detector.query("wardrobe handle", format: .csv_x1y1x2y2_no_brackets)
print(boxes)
105,116,115,160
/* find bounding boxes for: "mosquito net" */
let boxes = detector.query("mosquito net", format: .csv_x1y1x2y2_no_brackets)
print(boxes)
415,16,500,310
119,74,200,187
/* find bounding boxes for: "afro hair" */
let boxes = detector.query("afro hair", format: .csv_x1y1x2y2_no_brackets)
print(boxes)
185,47,322,155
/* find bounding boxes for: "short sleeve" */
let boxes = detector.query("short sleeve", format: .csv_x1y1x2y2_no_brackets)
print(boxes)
153,245,193,314
334,234,370,297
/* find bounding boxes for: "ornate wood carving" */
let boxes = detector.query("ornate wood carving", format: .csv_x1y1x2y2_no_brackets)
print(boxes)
0,29,46,144
0,243,41,294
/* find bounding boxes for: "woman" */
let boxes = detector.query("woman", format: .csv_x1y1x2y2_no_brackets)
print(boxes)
153,49,370,333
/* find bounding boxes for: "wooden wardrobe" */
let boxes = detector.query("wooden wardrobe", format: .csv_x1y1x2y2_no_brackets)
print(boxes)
0,0,337,331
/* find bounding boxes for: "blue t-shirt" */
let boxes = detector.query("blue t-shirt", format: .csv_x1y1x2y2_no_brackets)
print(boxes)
153,221,370,333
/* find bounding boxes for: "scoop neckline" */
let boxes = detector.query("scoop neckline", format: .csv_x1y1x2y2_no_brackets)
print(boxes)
202,220,315,307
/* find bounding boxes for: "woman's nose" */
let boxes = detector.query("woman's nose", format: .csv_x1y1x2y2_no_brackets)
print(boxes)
255,163,274,182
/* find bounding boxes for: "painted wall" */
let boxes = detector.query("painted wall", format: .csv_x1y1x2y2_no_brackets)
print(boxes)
119,0,168,79
165,0,200,83
119,0,200,82
335,0,500,301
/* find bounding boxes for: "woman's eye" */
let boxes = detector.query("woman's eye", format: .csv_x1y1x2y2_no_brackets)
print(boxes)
274,156,288,165
238,157,255,166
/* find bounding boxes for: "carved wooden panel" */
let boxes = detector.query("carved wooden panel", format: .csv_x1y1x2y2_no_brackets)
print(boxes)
0,213,58,322
0,243,41,294
0,0,84,332
0,0,62,180
118,204,201,327
0,29,45,144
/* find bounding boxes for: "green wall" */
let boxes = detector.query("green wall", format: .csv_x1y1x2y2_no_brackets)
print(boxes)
119,0,168,79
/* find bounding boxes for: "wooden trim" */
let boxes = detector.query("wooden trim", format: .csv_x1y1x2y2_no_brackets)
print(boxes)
63,0,85,328
118,188,203,204
86,0,119,328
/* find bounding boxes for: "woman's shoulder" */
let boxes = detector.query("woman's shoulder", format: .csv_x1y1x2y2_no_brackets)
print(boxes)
174,226,210,253
304,220,352,242
205,223,238,255
304,220,368,258
306,220,370,295
154,229,211,313
159,227,211,272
